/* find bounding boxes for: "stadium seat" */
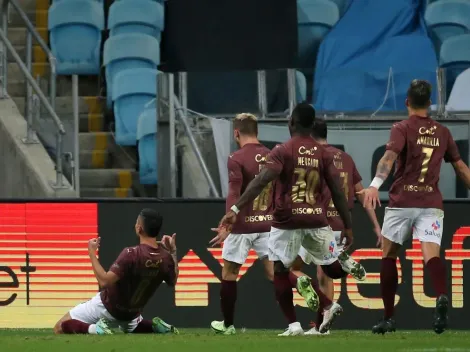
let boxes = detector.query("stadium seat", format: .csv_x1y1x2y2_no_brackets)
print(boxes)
297,0,339,69
425,0,470,49
137,107,158,184
113,68,158,145
108,0,164,41
103,33,160,109
48,0,104,74
439,34,470,98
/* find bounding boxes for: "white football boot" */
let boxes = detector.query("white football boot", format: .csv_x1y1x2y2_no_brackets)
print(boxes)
305,327,330,335
338,252,366,281
319,302,343,333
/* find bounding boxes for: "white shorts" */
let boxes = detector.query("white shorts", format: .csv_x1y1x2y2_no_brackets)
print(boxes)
382,207,444,246
269,226,338,267
69,293,143,333
299,231,343,265
222,232,269,264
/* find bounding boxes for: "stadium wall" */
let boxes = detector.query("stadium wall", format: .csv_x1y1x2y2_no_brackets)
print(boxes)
0,199,469,330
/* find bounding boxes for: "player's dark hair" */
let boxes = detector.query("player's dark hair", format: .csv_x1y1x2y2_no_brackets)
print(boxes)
139,208,163,238
407,79,432,109
312,117,327,140
291,103,315,132
233,113,258,136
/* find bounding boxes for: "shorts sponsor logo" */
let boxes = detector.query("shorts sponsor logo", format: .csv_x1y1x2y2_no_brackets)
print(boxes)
424,220,442,238
329,241,335,253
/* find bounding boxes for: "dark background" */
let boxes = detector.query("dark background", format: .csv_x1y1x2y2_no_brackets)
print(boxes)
98,199,470,330
161,0,298,72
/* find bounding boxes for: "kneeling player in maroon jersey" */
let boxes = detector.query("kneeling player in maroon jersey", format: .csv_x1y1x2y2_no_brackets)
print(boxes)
291,118,382,335
359,80,470,334
217,103,366,336
209,113,274,335
54,209,179,335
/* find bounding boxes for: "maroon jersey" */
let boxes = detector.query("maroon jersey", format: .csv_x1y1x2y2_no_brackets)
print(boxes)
321,145,362,231
226,143,273,234
265,135,338,229
386,115,461,209
101,244,176,321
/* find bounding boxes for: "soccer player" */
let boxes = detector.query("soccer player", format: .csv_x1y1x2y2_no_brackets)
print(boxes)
216,103,366,336
359,80,470,335
53,209,179,335
292,118,382,335
209,113,274,335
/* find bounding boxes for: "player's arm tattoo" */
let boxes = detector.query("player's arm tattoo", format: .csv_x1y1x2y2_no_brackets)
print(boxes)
325,172,352,229
171,251,179,282
376,150,398,181
235,168,278,211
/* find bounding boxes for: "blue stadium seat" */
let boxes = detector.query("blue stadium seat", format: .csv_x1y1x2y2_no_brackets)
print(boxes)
137,107,158,184
103,33,160,109
329,0,349,16
440,34,470,98
108,0,164,41
425,0,470,49
297,0,339,68
48,0,104,74
113,68,158,145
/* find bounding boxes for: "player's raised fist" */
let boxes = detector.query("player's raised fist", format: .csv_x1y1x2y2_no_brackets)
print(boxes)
88,237,100,252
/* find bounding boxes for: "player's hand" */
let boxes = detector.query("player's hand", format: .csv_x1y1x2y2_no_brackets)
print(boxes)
161,233,177,254
88,237,100,253
209,227,230,247
218,210,237,232
340,228,353,250
373,226,383,248
357,187,381,209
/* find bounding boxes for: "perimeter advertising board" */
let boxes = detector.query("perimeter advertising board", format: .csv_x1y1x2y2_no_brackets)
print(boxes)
0,200,469,330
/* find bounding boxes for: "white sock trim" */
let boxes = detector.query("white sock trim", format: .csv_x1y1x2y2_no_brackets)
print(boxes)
88,324,97,334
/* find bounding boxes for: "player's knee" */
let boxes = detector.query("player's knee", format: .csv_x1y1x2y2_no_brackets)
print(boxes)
222,260,241,280
53,321,64,334
274,261,288,274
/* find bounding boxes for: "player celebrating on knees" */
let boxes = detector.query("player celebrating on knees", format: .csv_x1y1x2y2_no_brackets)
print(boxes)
216,103,366,336
359,80,470,335
292,118,382,336
209,113,274,335
53,209,179,335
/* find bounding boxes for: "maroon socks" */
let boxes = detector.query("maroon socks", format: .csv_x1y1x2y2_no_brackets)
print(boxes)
380,257,398,319
61,319,90,334
426,257,448,297
321,261,348,279
274,272,297,324
220,280,237,327
133,320,154,333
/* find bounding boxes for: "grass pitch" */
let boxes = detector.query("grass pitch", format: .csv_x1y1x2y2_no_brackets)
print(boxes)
1,329,469,352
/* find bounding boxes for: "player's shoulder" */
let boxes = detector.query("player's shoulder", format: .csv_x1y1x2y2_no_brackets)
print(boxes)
392,120,409,131
228,149,244,163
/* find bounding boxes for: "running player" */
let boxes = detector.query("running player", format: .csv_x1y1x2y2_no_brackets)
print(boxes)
53,209,179,335
209,113,274,335
359,80,470,334
292,117,382,335
216,103,366,336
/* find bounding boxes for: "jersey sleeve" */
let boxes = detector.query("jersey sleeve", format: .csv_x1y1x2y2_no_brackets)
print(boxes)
163,255,177,287
444,128,461,163
386,123,406,154
109,248,134,278
265,144,285,175
226,156,243,208
352,160,362,185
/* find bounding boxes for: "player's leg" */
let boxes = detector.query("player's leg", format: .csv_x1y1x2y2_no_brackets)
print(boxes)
210,233,249,335
414,208,448,334
300,227,344,333
269,227,304,336
54,294,113,335
289,247,321,313
307,266,334,335
372,207,413,334
253,232,274,282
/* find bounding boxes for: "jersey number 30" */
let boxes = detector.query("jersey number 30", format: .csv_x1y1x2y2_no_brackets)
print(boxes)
291,168,320,205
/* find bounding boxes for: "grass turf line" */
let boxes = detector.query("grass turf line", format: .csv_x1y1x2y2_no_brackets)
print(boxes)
1,329,469,352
